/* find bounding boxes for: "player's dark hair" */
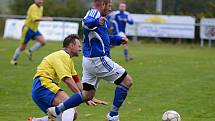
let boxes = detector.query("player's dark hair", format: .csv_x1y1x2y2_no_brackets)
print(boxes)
119,1,126,5
94,0,110,5
63,34,80,48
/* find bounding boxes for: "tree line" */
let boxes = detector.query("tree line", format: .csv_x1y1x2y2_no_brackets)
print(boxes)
7,0,215,20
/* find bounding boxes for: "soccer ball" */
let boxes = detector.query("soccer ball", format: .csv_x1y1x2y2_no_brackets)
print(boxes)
162,110,181,121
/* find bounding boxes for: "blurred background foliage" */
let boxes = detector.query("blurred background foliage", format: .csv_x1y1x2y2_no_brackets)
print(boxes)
0,0,213,20
0,0,215,38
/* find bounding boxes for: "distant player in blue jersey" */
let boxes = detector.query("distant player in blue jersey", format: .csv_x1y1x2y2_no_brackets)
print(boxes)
106,12,119,36
110,2,134,61
47,0,133,121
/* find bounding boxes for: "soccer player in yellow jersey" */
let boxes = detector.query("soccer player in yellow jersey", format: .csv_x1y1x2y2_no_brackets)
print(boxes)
29,34,106,121
10,0,53,65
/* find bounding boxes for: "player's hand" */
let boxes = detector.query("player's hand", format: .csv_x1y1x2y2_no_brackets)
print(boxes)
121,37,128,45
91,98,108,105
86,100,97,106
99,17,106,25
86,98,108,106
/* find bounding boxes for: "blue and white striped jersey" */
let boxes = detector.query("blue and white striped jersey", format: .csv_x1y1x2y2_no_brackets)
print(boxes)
82,8,123,58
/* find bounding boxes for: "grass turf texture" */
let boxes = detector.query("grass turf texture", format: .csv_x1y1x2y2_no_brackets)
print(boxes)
0,38,215,121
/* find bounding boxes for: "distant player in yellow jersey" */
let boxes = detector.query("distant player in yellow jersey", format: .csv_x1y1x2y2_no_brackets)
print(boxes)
10,0,53,65
28,34,106,121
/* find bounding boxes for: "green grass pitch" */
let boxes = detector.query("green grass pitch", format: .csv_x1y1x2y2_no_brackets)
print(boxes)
0,38,215,121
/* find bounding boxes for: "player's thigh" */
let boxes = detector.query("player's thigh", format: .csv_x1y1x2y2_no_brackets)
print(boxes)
82,57,98,87
32,77,58,113
98,56,126,84
52,90,69,106
35,33,45,44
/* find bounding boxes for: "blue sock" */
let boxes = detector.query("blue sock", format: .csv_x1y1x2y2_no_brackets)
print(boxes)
123,49,128,60
55,92,84,115
110,84,129,117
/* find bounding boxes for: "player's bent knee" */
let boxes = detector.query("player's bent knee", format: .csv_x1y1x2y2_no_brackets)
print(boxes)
38,41,45,46
82,90,95,101
82,83,96,101
114,71,127,85
41,42,45,46
125,74,133,88
121,74,133,88
36,36,46,46
83,83,95,91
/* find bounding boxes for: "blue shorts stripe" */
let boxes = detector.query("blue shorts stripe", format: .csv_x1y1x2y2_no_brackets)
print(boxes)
100,57,113,72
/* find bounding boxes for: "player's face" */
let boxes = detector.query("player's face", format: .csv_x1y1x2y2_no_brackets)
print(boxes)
119,3,126,11
102,0,112,16
34,0,44,6
70,39,81,57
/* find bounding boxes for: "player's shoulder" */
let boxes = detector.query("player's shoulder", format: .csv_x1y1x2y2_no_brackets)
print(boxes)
89,7,98,12
29,3,43,10
46,50,70,61
124,11,131,15
108,11,116,17
48,50,67,57
29,3,37,9
114,10,120,15
84,7,100,19
55,50,69,56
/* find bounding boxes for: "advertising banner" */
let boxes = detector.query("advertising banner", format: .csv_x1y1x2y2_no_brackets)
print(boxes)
126,14,195,39
200,18,215,40
4,19,79,41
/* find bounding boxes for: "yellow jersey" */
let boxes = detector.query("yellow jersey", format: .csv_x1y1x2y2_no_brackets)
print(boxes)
24,3,43,31
34,50,77,84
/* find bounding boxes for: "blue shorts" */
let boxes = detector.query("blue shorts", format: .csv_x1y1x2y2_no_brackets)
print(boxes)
21,26,42,44
32,77,57,113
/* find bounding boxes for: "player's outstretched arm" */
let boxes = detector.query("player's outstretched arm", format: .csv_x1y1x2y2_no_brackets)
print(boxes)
109,35,128,46
40,16,53,21
33,16,53,22
127,13,134,24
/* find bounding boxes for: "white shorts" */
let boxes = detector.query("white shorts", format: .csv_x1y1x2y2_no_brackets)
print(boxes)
81,56,126,88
